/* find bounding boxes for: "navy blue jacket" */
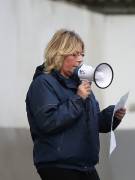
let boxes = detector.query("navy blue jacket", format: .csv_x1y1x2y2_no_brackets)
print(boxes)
26,64,120,171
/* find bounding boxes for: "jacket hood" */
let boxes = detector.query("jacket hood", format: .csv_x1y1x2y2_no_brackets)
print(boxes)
33,63,44,80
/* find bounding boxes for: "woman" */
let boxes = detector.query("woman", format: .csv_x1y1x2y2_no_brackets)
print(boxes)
26,29,126,180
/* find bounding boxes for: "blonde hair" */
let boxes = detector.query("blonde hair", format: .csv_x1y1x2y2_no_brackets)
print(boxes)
43,29,84,73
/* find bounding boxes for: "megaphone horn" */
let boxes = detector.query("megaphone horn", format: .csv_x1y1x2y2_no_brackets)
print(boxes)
77,63,114,89
94,63,114,89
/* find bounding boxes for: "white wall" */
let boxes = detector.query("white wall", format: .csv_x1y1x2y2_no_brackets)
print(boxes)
0,0,105,128
0,0,135,180
103,16,135,129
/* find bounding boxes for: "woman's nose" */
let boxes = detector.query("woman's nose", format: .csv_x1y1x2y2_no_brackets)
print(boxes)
76,61,82,67
77,57,83,64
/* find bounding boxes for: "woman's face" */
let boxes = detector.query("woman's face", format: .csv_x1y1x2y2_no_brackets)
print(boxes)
60,52,84,78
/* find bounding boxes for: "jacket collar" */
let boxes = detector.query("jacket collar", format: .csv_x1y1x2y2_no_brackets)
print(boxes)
51,70,80,89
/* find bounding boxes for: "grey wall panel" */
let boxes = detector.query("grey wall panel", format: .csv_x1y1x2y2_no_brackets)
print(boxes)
0,128,40,180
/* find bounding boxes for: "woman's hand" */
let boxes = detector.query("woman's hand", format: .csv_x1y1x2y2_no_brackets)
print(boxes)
114,108,126,120
77,80,91,100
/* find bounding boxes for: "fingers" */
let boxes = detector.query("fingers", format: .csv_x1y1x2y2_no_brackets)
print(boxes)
81,80,91,89
116,108,126,115
82,81,91,93
114,108,126,120
77,80,92,99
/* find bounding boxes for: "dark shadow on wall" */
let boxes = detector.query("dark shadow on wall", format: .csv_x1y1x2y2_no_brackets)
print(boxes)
0,128,135,180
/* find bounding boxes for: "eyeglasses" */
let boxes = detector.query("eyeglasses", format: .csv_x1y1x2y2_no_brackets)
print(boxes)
71,52,85,57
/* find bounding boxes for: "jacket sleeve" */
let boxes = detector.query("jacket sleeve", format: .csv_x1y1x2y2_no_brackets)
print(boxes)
95,99,121,133
28,78,84,134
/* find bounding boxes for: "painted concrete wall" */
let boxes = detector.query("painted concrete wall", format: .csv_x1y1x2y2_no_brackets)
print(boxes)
0,0,105,128
0,0,135,179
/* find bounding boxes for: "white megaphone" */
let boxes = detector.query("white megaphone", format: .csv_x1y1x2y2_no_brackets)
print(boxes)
76,63,114,89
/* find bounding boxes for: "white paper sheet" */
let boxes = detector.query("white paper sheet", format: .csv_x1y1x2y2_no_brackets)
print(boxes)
109,131,116,155
113,92,129,114
109,92,129,156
